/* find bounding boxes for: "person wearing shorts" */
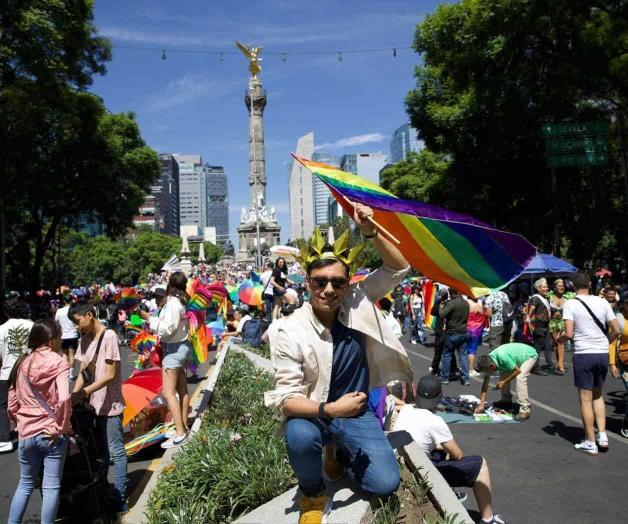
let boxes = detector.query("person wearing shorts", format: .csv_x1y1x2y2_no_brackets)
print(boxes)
141,272,192,449
563,272,620,455
55,295,79,375
393,375,505,524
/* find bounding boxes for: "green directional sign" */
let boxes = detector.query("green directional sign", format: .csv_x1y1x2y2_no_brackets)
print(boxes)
541,122,609,137
542,121,610,167
544,136,608,154
546,151,609,168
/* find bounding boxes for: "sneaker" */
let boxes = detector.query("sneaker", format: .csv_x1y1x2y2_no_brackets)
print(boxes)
439,379,450,385
322,446,346,483
0,441,13,454
469,369,481,377
299,494,333,524
454,490,467,503
411,340,418,345
164,427,187,440
482,515,506,524
531,369,548,376
596,432,609,452
161,433,187,449
621,418,628,438
460,380,471,386
515,412,530,422
574,440,598,456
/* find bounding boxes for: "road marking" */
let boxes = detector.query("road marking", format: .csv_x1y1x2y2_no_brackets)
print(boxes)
405,345,628,446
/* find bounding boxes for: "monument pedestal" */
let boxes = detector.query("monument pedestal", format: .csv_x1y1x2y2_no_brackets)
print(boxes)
237,220,281,261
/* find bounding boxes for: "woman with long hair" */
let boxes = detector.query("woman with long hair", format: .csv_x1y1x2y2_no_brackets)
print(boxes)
141,272,191,448
269,257,291,320
7,319,71,524
549,279,567,374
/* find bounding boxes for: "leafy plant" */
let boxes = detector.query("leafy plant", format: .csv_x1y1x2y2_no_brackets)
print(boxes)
240,342,271,360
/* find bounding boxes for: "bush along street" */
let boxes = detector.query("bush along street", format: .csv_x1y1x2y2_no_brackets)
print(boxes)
145,352,295,523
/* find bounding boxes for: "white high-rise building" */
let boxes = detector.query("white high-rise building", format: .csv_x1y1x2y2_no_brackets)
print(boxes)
289,133,315,241
174,154,206,231
311,152,339,226
390,123,423,163
340,152,388,184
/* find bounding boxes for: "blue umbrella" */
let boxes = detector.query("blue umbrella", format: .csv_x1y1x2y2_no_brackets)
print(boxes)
522,253,577,274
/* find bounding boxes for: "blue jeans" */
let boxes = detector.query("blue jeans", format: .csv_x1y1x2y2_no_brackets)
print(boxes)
411,307,426,343
95,414,128,510
8,434,69,524
264,294,274,322
285,410,399,497
440,332,469,382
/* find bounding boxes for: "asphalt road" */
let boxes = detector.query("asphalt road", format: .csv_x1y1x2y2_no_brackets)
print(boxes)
401,331,627,524
0,341,212,524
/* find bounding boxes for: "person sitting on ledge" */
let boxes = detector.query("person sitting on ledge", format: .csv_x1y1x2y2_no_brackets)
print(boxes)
393,375,506,524
264,204,414,524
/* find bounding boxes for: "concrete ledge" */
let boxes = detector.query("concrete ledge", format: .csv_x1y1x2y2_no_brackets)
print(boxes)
231,343,275,374
124,341,233,524
234,478,371,524
400,439,474,524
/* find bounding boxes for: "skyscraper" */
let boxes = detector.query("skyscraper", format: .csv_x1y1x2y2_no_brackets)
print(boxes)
204,164,229,249
340,152,388,184
174,154,205,232
133,153,180,235
311,152,339,226
390,123,423,163
289,132,315,241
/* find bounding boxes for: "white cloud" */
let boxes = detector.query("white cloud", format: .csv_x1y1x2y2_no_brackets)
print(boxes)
102,26,228,47
315,133,386,151
144,74,241,112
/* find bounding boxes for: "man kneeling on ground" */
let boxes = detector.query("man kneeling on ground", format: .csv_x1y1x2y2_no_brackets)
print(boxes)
394,375,505,524
264,203,414,524
474,342,538,421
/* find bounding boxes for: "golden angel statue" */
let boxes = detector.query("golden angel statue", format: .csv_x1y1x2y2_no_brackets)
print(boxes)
236,41,263,80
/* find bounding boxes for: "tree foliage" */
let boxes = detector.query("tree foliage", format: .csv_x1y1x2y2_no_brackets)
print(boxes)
0,1,160,292
402,0,627,270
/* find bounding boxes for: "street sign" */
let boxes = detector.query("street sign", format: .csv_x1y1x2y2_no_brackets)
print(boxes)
541,122,609,137
546,151,609,168
544,136,608,154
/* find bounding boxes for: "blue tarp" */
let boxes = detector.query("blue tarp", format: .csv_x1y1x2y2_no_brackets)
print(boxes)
522,253,577,274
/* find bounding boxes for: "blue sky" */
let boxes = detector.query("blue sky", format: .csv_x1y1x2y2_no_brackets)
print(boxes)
92,0,441,244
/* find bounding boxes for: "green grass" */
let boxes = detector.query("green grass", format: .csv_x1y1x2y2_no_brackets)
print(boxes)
145,352,295,523
240,341,271,360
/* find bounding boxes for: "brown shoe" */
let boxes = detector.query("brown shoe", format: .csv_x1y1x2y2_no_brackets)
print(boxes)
323,444,346,482
515,412,530,421
299,494,333,524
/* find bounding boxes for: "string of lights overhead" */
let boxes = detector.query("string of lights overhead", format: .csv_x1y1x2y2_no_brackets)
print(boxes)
112,44,414,62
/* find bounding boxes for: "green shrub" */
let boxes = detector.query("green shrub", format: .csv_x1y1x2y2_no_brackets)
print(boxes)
146,352,295,523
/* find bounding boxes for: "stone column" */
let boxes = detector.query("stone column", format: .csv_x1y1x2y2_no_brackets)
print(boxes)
244,79,267,209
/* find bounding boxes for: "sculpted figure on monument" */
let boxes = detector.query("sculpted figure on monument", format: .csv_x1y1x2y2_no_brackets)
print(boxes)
236,41,263,80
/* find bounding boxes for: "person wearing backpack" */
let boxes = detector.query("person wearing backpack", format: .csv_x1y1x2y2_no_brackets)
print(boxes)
526,278,555,375
7,319,71,524
563,272,620,455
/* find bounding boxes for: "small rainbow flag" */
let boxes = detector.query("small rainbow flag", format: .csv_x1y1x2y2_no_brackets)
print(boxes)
422,280,438,329
130,331,157,354
293,156,536,298
116,288,141,310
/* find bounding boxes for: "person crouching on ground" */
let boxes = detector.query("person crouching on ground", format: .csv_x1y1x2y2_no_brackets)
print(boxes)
264,203,414,524
139,271,192,449
7,319,71,524
69,303,127,513
474,343,538,421
393,375,505,524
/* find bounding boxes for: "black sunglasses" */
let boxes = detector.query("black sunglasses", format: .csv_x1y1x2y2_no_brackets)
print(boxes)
308,277,349,290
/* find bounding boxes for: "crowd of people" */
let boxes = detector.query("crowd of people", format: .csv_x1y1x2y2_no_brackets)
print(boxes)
0,207,626,523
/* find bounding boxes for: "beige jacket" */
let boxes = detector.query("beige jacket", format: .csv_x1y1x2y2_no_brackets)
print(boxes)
264,265,414,410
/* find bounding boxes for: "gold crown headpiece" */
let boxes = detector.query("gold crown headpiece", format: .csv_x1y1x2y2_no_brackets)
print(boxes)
295,227,366,275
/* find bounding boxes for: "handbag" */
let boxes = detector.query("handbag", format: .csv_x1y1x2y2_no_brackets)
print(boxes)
80,330,106,388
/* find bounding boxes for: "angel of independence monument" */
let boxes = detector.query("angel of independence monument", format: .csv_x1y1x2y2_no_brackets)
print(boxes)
236,41,280,264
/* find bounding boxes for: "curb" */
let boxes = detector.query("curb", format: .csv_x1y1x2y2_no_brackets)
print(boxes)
231,342,274,373
123,341,233,524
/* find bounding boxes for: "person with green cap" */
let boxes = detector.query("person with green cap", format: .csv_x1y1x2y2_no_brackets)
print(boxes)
474,343,538,421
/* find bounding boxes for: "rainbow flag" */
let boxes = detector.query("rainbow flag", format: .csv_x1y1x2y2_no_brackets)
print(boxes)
422,280,438,329
116,288,141,310
294,157,536,298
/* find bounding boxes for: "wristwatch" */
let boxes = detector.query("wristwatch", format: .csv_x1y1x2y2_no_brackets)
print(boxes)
319,402,327,418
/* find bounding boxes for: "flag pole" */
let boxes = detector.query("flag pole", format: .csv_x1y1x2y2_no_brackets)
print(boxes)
290,153,401,245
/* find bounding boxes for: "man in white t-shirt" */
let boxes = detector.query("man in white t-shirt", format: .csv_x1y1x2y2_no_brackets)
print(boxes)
563,272,620,455
260,262,275,321
0,298,33,453
393,375,505,524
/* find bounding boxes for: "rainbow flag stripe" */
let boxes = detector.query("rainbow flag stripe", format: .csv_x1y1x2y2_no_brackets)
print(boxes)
295,157,536,298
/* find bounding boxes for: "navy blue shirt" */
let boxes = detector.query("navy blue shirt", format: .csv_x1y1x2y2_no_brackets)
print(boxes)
328,320,369,402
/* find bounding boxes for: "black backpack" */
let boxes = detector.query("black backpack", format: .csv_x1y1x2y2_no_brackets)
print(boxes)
502,297,515,323
242,318,263,347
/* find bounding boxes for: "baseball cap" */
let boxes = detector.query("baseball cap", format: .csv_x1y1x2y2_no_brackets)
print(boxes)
415,375,443,410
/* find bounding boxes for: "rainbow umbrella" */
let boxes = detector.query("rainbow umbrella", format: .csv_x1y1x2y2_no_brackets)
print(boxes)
130,331,157,354
122,367,162,426
226,285,239,303
238,279,264,307
208,318,225,338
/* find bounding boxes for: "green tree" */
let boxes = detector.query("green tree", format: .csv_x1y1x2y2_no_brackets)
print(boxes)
190,241,223,265
405,0,627,269
126,231,181,281
69,236,133,285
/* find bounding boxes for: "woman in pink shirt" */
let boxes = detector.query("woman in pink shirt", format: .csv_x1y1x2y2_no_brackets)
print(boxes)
7,319,71,524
